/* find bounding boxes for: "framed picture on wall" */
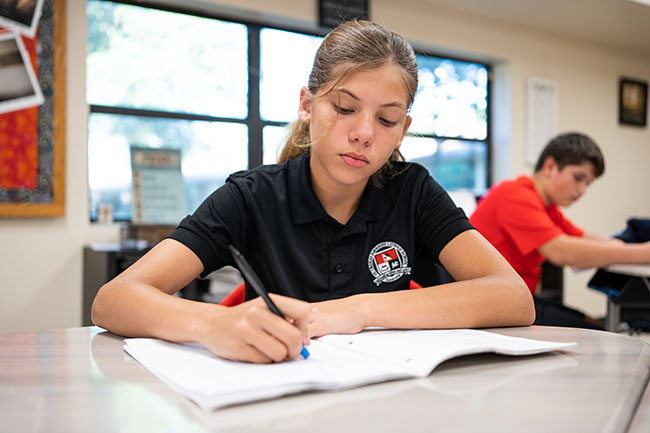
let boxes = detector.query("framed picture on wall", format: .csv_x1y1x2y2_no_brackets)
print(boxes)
619,77,648,127
0,0,65,217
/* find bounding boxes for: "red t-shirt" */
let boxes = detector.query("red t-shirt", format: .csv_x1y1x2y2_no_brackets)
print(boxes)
469,176,584,295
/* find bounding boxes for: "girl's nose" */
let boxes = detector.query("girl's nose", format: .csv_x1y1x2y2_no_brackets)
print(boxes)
350,113,374,146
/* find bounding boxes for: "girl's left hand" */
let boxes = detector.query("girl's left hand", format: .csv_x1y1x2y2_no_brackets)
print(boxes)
307,296,366,338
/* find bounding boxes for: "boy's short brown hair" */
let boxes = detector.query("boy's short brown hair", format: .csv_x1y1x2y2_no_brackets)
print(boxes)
534,132,605,177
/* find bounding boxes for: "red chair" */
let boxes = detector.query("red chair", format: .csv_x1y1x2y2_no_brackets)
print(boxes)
219,280,423,306
220,282,247,306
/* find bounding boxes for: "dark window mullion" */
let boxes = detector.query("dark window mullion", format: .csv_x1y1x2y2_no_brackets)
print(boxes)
89,104,247,124
486,70,493,188
262,120,289,128
405,132,487,143
248,24,263,168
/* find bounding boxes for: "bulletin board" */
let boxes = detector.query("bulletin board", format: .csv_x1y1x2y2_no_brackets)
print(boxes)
0,0,66,217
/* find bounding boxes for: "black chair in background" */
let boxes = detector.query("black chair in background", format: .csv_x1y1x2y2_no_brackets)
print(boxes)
534,262,604,329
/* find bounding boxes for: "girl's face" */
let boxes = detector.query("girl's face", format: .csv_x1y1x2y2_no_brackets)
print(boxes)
299,64,412,192
544,160,596,207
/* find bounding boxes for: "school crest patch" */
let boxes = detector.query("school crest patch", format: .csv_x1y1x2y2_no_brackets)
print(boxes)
368,241,411,286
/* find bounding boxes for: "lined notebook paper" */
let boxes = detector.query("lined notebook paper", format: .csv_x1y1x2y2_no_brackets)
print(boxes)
124,328,576,411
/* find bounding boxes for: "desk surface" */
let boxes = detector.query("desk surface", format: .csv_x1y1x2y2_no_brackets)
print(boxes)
606,263,650,278
1,326,649,433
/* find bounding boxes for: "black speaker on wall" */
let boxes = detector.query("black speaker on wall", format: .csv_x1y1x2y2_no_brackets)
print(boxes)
319,0,369,28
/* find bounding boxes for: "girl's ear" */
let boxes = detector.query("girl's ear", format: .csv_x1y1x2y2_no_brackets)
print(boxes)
298,87,313,123
394,116,412,151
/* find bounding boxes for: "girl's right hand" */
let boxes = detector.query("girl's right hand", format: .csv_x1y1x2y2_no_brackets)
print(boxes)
196,294,311,364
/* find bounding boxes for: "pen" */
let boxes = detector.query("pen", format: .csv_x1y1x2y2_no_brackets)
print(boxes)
228,245,310,359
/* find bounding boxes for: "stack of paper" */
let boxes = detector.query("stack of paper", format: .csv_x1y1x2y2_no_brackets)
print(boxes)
123,328,576,411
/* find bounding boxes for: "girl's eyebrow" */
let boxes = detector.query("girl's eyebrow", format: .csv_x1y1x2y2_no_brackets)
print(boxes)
334,88,405,109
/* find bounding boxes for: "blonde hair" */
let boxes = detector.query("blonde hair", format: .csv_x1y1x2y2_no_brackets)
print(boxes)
278,20,418,185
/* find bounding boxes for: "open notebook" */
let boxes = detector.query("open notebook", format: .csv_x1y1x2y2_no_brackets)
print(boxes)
123,328,576,411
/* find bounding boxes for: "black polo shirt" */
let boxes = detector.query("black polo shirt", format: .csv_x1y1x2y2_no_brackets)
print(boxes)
169,153,472,302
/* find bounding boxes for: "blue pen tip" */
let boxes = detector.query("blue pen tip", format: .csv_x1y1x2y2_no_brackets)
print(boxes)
301,346,310,359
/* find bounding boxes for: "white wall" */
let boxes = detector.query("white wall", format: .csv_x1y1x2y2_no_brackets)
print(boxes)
1,0,649,333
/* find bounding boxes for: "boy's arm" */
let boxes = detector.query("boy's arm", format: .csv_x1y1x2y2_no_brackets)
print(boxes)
581,232,625,243
538,234,650,268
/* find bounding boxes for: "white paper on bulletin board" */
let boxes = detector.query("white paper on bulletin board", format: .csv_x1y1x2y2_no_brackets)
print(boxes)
527,77,558,165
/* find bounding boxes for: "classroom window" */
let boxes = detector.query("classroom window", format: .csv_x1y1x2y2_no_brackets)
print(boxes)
86,0,490,221
86,2,248,118
259,28,322,123
402,55,490,194
87,0,250,220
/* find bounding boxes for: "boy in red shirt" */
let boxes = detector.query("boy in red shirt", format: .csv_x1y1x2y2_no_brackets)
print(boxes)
471,132,650,327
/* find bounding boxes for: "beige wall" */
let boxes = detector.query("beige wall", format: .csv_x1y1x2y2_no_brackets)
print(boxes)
1,0,649,333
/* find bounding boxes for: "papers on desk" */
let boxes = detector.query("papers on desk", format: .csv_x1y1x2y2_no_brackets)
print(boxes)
123,329,576,411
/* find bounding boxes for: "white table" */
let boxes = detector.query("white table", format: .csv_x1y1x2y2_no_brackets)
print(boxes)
1,326,650,432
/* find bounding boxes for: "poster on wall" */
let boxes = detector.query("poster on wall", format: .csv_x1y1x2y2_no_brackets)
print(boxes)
0,0,44,38
130,147,188,226
0,32,44,114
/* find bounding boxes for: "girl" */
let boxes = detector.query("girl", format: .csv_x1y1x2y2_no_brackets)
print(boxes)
92,20,534,364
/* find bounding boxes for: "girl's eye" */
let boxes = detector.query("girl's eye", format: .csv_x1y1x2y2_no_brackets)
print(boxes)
379,117,398,127
333,104,353,114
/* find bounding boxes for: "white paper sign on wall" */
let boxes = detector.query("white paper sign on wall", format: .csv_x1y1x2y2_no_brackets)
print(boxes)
527,77,558,165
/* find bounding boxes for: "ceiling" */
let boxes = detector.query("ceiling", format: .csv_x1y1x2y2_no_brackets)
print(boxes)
419,0,650,60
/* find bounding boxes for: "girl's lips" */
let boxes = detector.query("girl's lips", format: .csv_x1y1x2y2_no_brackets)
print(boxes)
341,153,369,169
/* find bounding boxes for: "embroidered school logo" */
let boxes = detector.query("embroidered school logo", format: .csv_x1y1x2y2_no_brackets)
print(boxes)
368,241,411,286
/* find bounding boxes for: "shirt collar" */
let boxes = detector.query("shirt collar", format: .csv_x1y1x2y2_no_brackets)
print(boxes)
287,153,393,225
